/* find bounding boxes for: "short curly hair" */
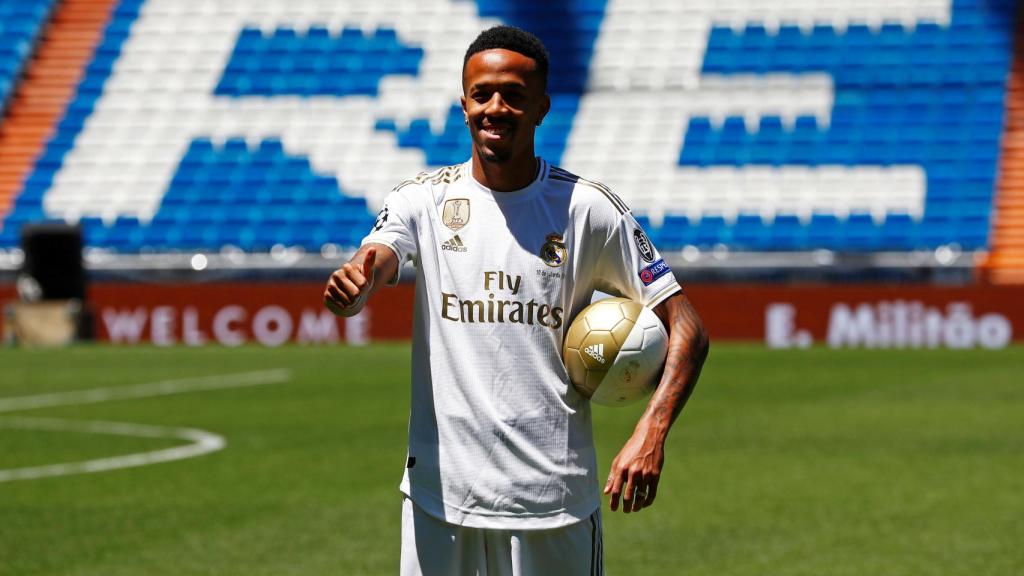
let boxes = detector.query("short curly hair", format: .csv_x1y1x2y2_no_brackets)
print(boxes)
463,25,549,90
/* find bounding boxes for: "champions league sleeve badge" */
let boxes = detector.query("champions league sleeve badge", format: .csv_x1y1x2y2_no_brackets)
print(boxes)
540,233,567,267
639,259,671,286
373,205,389,232
442,198,470,231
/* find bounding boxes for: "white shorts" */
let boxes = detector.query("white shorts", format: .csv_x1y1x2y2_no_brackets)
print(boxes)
400,497,603,576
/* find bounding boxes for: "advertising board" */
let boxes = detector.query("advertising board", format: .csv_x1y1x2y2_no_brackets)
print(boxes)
1,283,1021,349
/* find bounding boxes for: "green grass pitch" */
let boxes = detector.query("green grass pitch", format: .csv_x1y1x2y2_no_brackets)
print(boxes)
1,344,1021,575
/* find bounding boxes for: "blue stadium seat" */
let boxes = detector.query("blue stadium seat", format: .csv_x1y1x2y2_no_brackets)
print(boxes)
657,215,691,249
720,117,747,144
758,115,783,133
844,213,882,251
732,214,768,250
78,217,105,245
918,211,958,246
398,119,432,148
693,215,728,247
767,215,805,251
104,217,143,250
808,214,841,249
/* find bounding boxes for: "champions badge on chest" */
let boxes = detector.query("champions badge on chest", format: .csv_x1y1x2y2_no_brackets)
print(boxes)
442,198,470,231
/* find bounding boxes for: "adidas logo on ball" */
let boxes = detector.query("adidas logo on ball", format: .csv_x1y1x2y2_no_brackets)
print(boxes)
584,343,606,364
562,297,669,407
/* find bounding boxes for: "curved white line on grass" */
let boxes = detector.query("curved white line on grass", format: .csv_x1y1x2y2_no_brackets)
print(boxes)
0,369,291,413
0,369,291,482
0,417,226,482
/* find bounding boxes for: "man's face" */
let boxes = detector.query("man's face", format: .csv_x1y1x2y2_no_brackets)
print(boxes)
461,49,550,165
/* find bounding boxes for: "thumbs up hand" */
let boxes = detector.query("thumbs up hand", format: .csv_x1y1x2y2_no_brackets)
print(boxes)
324,247,377,317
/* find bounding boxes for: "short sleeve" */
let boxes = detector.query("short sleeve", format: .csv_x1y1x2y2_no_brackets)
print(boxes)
595,212,681,308
361,189,418,286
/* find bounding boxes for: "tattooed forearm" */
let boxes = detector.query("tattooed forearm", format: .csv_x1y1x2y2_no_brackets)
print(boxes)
603,290,708,513
643,292,709,441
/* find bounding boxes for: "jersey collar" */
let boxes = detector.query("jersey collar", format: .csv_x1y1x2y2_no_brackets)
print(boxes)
466,158,549,203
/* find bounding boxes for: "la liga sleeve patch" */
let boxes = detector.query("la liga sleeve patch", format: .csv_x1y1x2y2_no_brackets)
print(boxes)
639,258,671,286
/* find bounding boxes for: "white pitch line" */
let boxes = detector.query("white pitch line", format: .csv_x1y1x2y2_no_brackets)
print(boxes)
0,369,291,414
0,368,292,482
0,417,225,482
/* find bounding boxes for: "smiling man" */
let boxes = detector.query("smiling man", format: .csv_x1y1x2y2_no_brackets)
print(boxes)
324,25,708,575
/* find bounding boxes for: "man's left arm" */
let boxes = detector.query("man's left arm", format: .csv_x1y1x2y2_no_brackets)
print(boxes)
604,290,709,513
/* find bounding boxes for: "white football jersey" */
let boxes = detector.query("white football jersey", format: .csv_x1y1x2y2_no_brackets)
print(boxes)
362,158,681,529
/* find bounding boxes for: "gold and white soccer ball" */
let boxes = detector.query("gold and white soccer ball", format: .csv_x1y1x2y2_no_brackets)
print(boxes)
562,297,669,407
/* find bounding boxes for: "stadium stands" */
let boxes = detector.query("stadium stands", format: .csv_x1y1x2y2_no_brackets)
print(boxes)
681,11,1011,251
0,0,56,110
0,0,1016,254
215,26,424,98
0,0,119,246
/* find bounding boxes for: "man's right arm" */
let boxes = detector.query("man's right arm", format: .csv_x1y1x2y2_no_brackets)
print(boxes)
323,243,400,317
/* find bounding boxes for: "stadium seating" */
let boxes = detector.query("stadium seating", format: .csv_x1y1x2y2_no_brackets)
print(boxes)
679,5,1011,251
215,26,424,98
0,0,56,109
0,0,1015,253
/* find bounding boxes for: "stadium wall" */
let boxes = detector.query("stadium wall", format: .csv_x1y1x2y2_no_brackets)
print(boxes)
2,281,1021,349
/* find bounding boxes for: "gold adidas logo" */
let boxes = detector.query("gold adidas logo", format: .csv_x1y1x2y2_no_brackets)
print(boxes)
441,235,468,253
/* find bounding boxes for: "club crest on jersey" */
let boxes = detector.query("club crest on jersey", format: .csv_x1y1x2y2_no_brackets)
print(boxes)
540,233,567,267
442,198,470,231
633,228,655,263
